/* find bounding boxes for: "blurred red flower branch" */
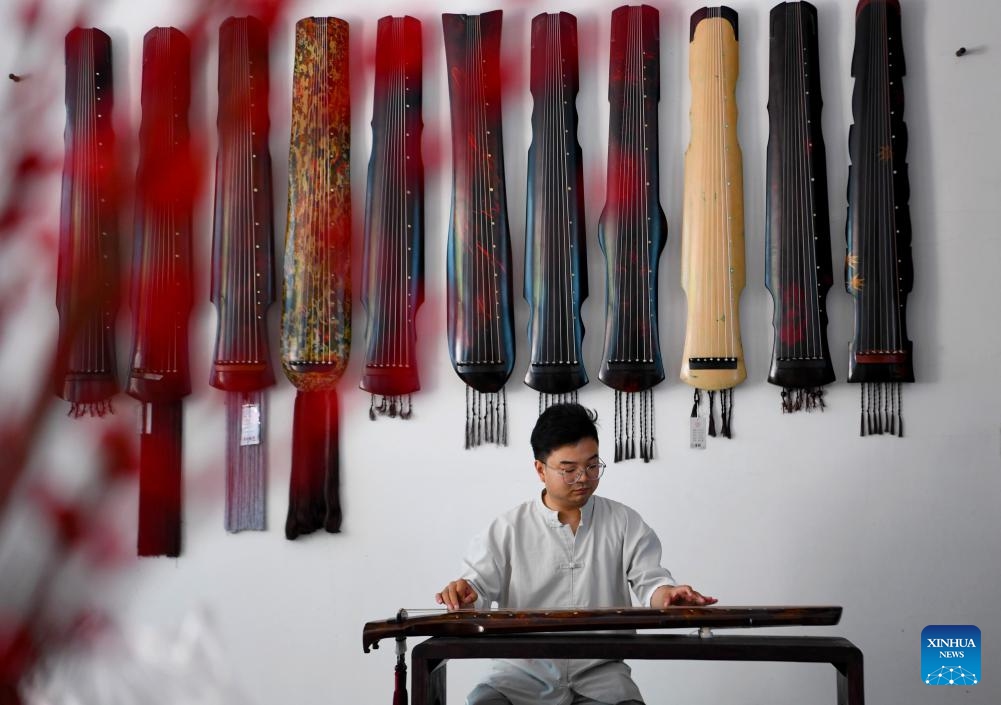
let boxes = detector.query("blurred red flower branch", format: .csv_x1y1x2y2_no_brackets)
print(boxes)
0,1,291,701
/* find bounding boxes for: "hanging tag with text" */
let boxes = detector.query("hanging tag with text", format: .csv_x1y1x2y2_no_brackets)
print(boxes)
240,403,262,446
690,415,707,450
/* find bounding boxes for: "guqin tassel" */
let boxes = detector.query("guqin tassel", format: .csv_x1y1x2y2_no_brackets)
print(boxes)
846,0,913,438
680,7,746,440
361,16,424,421
443,11,516,448
210,17,275,532
128,27,193,557
55,28,119,417
598,5,667,463
281,17,351,538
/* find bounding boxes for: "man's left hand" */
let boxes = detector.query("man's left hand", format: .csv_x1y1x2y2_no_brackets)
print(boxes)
650,584,718,608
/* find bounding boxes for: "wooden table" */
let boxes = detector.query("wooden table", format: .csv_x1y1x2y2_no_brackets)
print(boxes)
409,632,864,705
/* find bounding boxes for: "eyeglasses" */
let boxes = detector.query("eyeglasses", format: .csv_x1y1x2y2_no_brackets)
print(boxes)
543,459,606,484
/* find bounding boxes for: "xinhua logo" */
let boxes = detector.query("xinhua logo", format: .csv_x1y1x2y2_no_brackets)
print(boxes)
922,625,981,685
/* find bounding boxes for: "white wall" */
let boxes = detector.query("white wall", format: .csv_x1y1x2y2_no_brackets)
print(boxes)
1,0,999,703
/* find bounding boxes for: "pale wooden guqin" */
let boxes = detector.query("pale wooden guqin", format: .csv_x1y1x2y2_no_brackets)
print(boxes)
680,7,746,439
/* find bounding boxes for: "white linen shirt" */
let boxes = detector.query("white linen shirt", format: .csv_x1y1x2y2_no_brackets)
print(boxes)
459,492,676,705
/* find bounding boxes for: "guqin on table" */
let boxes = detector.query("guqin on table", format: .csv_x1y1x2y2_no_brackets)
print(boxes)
56,28,119,418
680,7,746,439
364,605,842,704
364,605,862,705
524,11,588,413
846,0,913,437
361,15,424,421
210,16,275,532
443,10,516,448
765,1,835,413
363,605,844,652
281,17,351,538
598,4,667,462
128,27,193,557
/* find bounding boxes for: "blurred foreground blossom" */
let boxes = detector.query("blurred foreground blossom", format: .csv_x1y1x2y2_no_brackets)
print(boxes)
22,611,259,705
1,0,294,700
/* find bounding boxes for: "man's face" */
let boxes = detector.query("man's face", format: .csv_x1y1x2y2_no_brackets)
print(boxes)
534,437,600,512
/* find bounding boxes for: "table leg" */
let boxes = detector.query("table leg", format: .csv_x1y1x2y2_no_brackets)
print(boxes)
412,656,447,705
835,650,865,705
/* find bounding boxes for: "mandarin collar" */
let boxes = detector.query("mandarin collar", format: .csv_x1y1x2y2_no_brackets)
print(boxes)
536,490,595,528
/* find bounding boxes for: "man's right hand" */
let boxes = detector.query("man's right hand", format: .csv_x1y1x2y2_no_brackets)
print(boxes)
435,579,478,611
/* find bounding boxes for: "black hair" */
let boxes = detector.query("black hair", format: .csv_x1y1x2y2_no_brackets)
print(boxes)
530,403,599,461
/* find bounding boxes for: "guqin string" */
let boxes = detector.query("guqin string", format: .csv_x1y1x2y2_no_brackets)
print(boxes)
443,11,516,448
210,17,275,532
598,5,666,462
128,27,193,557
56,28,119,418
361,16,424,421
281,17,350,538
680,7,746,440
846,0,913,436
765,2,835,413
524,12,588,413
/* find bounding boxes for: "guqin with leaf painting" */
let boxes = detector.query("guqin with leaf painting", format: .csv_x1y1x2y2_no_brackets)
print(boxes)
846,0,913,437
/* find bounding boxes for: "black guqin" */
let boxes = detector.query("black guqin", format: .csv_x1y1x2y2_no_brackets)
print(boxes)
361,16,424,421
210,16,275,532
846,0,913,437
128,27,193,557
443,10,516,448
598,5,667,462
524,12,588,413
765,2,835,413
56,28,119,417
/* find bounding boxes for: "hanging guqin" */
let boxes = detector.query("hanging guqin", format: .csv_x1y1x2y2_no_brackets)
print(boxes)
361,15,424,421
765,1,835,413
281,17,350,538
846,0,913,437
524,11,588,413
210,16,275,532
680,6,746,440
56,28,120,418
443,10,516,448
128,27,193,557
598,4,666,462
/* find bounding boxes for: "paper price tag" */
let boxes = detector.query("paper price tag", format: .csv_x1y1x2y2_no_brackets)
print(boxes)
240,403,262,446
690,416,707,450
